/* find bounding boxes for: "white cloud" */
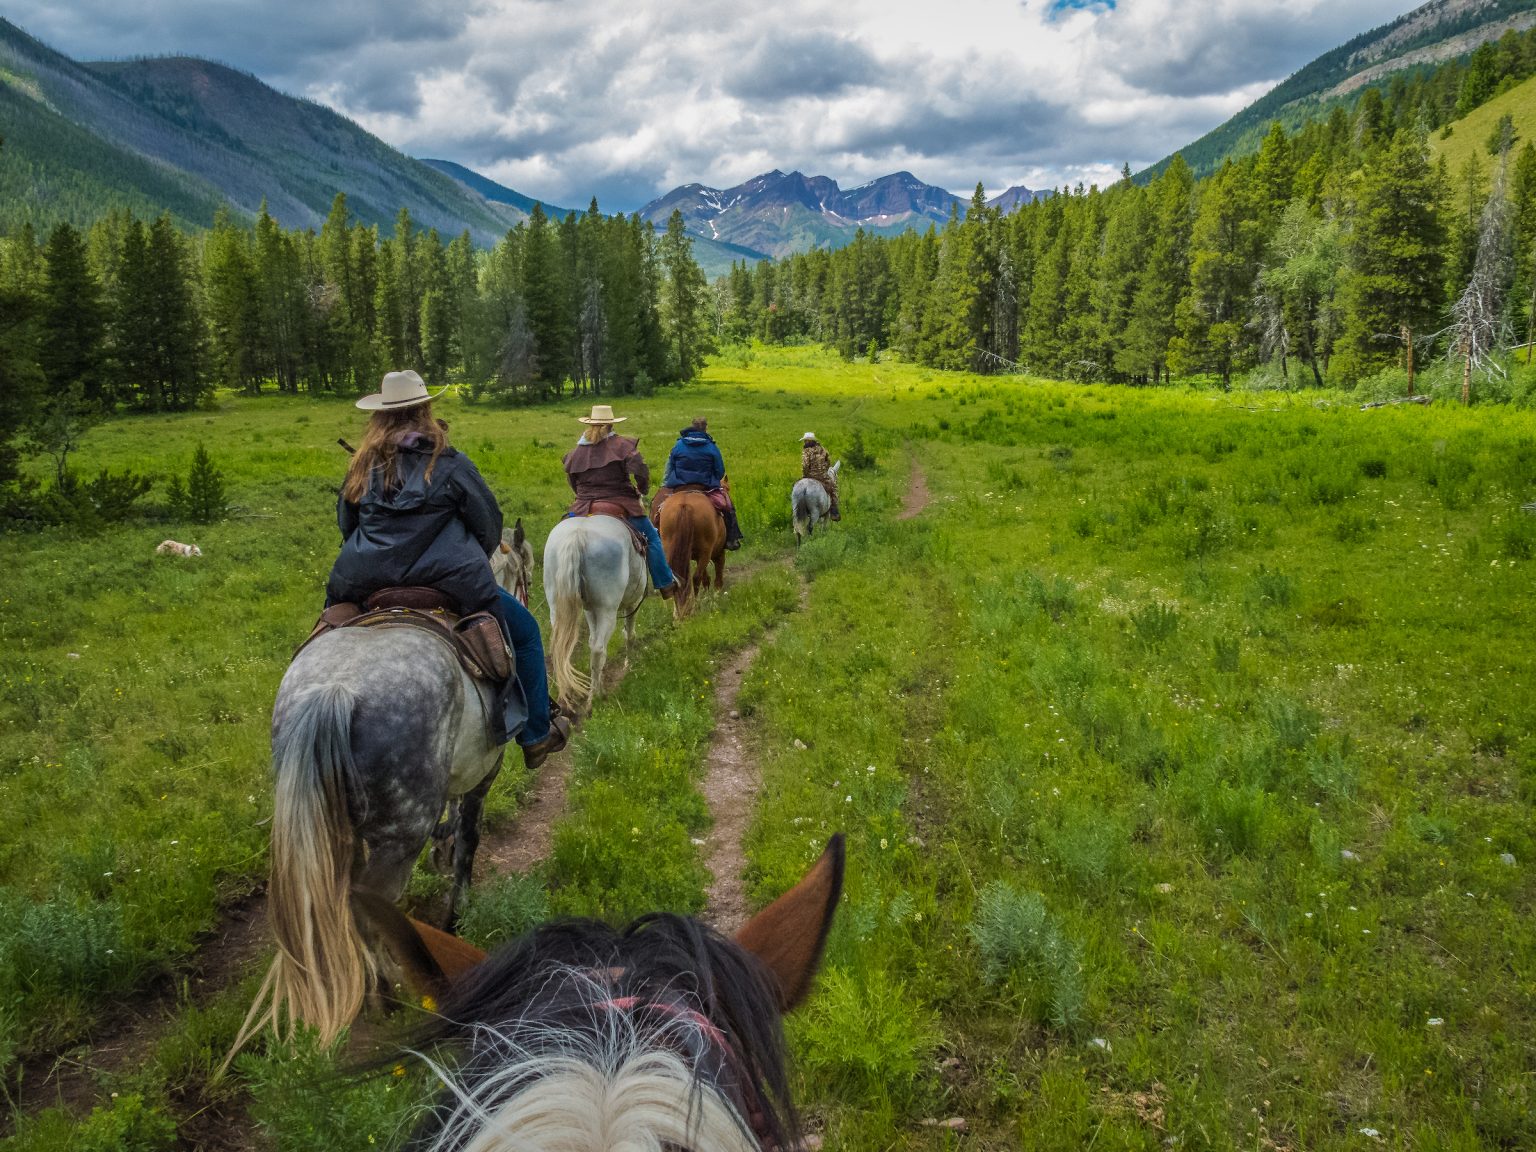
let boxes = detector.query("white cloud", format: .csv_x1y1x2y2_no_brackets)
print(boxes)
8,0,1414,210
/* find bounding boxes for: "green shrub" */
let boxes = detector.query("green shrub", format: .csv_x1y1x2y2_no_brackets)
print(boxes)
1130,601,1179,647
456,872,550,950
1212,633,1241,672
791,966,939,1098
968,882,1086,1031
1248,564,1295,608
241,1034,423,1152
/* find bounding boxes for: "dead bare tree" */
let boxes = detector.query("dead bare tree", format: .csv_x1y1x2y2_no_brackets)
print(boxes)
1450,150,1514,404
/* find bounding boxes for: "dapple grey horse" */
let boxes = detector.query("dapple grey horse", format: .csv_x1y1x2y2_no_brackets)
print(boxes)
544,515,649,715
791,460,840,546
229,625,505,1056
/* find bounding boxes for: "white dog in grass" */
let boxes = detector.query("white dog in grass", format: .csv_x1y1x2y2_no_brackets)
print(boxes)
156,539,202,557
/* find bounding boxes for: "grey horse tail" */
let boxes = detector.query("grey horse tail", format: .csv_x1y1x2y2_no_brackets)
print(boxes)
792,485,814,537
225,684,373,1068
547,524,593,704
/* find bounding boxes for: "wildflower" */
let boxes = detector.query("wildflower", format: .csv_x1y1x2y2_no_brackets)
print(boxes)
1427,1018,1443,1027
880,838,888,850
393,1064,407,1077
421,995,438,1012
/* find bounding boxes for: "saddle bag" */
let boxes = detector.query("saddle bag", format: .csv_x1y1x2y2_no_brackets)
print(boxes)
454,612,513,681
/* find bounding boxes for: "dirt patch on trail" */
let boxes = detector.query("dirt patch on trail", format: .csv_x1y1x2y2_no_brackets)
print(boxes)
699,644,765,934
476,744,574,878
898,460,931,520
701,573,809,933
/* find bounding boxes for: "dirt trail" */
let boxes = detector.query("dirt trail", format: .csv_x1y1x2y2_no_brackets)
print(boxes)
698,644,765,933
700,571,808,932
898,458,931,520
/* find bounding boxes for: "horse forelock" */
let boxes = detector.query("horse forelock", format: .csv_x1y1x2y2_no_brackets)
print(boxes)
403,916,796,1152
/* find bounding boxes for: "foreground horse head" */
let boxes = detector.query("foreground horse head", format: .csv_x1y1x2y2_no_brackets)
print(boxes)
659,491,725,619
490,519,535,606
790,461,839,547
226,625,505,1064
362,836,845,1152
543,516,649,714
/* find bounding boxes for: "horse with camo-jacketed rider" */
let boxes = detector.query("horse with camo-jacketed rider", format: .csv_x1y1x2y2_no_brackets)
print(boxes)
651,416,745,617
792,432,840,546
230,369,572,1058
543,403,686,710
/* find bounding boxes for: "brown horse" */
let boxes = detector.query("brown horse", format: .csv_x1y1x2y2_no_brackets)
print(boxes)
659,489,725,617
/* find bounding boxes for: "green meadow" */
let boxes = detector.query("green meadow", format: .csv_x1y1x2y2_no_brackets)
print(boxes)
3,346,1534,1149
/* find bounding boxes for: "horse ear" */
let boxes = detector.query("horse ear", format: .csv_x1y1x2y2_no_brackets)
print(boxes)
735,834,844,1011
351,891,487,999
513,518,525,548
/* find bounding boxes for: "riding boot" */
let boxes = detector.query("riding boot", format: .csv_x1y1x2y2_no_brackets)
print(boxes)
723,505,744,550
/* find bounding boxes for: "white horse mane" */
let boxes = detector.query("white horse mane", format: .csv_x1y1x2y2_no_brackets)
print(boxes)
411,968,758,1152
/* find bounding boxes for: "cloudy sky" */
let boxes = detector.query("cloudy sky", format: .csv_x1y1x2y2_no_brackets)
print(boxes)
13,0,1413,210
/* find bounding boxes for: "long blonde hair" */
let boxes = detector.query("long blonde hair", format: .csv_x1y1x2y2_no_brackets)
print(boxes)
579,423,613,445
342,405,447,502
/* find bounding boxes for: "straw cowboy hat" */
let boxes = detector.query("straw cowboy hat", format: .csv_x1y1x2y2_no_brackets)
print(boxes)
578,404,628,424
801,432,818,441
356,369,447,411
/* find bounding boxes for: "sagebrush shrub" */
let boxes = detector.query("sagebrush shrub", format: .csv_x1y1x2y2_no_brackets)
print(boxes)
968,882,1085,1031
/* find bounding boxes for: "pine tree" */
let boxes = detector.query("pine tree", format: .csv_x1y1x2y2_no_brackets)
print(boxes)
1336,130,1446,383
203,209,262,394
1123,157,1194,383
658,209,712,382
185,442,227,522
39,221,109,409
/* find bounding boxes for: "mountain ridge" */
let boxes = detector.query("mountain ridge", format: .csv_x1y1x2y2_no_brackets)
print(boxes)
637,168,1045,261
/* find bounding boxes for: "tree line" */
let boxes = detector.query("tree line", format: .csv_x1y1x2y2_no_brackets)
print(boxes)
715,35,1536,397
0,188,713,509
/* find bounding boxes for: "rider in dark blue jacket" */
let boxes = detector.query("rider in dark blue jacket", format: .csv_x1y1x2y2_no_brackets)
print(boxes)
658,418,743,549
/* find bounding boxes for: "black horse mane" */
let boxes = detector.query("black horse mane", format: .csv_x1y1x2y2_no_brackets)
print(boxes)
401,913,797,1150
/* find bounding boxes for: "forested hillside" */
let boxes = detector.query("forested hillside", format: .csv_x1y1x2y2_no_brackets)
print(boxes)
0,18,521,241
720,32,1536,402
1147,0,1536,177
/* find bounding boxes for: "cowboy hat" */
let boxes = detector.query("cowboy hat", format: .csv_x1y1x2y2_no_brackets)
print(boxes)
578,404,627,424
801,432,818,441
356,370,447,411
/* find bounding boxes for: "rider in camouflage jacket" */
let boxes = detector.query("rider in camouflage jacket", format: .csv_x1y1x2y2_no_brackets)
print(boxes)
801,433,840,520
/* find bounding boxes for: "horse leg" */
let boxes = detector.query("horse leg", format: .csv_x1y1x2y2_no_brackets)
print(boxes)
588,603,617,699
354,840,427,1012
444,752,503,933
430,799,460,874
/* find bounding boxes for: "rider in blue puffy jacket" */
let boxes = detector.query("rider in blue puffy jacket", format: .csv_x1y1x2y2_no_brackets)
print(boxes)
654,418,744,549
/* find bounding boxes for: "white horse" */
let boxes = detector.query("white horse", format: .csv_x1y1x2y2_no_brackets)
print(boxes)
489,518,535,606
792,460,840,546
543,516,650,714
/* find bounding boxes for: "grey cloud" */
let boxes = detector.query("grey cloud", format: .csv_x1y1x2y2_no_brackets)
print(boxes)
6,0,476,78
1096,1,1408,99
722,32,880,101
8,0,1419,216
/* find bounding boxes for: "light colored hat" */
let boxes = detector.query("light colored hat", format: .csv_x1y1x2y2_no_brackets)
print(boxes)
356,369,446,411
578,404,627,425
801,432,817,442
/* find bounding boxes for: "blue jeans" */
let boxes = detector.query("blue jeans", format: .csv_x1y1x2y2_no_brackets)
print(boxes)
488,589,550,746
629,515,676,590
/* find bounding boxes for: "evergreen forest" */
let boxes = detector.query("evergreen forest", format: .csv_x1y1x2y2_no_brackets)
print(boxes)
718,28,1536,399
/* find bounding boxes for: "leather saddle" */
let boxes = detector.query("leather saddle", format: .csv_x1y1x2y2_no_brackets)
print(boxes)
298,587,512,681
673,483,731,519
576,501,648,555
